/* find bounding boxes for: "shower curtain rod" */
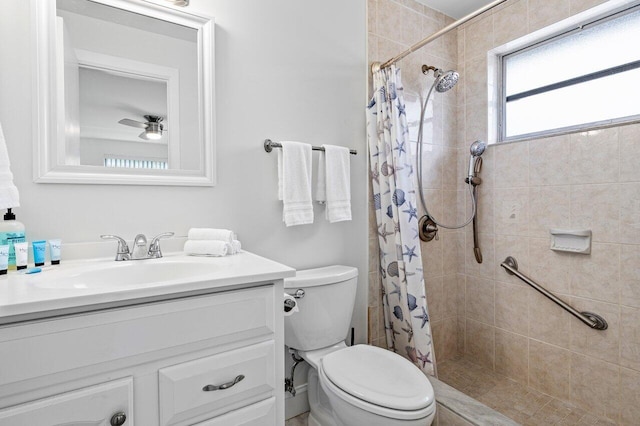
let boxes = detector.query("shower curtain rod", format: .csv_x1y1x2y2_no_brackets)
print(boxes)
374,0,508,71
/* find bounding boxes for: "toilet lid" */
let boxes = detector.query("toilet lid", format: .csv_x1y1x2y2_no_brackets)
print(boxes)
321,345,434,411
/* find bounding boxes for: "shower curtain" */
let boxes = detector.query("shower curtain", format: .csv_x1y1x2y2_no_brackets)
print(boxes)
367,65,436,376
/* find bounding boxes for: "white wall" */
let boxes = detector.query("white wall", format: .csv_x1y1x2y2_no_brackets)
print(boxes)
0,0,368,341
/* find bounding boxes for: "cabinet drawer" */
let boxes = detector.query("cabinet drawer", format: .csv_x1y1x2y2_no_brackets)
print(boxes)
194,397,276,426
0,377,133,426
0,286,274,387
159,340,275,426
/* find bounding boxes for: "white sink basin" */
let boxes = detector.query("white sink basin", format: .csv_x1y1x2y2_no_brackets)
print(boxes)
34,259,216,290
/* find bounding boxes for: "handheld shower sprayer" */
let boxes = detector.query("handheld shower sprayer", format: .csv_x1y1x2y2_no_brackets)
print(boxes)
416,64,485,263
465,140,486,264
466,140,486,186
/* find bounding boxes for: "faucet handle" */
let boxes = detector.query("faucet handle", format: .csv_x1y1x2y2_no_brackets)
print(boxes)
148,232,174,258
101,235,131,261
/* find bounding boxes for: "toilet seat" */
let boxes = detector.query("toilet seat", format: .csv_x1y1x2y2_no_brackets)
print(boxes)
319,345,435,420
319,364,435,421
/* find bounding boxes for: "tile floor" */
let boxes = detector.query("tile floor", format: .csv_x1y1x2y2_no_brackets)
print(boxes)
284,356,618,425
437,357,617,425
285,411,309,426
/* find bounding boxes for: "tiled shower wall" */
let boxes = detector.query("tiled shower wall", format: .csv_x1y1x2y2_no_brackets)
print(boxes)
368,0,640,424
367,0,464,362
456,0,640,424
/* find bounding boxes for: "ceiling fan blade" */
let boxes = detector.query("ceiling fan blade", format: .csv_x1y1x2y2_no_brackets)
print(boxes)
119,118,147,129
138,131,150,140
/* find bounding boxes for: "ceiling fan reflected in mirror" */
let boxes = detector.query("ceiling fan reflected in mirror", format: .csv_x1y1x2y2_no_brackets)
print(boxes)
118,115,166,141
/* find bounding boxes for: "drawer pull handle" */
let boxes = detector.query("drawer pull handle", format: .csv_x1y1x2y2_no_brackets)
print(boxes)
202,374,245,391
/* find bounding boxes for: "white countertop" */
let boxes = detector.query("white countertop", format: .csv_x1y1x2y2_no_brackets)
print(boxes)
0,251,295,325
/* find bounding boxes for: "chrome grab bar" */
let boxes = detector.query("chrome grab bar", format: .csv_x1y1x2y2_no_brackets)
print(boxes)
500,256,608,330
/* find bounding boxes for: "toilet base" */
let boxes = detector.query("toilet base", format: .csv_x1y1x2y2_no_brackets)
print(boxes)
307,411,323,426
307,367,337,426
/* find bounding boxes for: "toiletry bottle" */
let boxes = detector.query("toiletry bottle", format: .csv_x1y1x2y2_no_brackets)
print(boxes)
0,208,25,270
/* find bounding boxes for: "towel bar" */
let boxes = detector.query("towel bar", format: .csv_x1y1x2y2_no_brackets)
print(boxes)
264,139,357,155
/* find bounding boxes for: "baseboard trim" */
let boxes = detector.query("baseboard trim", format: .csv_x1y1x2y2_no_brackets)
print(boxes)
285,383,310,420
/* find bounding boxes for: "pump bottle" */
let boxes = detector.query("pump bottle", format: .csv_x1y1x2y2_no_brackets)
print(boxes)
0,208,26,270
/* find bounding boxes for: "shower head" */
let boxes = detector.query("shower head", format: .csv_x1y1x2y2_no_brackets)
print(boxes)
434,69,459,92
422,64,459,92
470,140,486,157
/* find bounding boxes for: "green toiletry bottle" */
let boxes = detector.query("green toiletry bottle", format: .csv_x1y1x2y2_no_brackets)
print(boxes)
0,209,25,270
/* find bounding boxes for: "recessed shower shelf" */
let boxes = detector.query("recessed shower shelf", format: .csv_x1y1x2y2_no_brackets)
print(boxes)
549,229,592,254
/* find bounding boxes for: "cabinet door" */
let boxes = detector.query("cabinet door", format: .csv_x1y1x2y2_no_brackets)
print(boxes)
193,397,276,426
0,377,133,426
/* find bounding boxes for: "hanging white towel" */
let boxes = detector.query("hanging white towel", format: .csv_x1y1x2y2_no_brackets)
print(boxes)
187,228,235,243
277,141,314,226
316,144,351,223
316,151,326,204
0,123,19,210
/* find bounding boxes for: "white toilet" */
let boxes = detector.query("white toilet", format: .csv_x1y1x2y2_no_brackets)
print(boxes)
285,265,435,426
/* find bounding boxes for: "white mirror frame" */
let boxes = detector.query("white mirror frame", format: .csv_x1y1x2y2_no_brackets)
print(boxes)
32,0,216,186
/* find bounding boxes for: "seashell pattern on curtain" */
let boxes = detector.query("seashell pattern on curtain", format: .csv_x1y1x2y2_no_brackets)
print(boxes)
366,65,436,376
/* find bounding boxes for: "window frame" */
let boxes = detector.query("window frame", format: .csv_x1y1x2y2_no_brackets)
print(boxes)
497,3,640,143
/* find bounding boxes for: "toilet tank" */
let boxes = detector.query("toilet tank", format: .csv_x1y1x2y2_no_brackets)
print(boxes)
284,265,358,351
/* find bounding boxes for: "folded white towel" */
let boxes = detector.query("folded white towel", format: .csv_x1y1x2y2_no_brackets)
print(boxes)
184,240,229,256
222,240,243,255
277,141,313,226
0,122,19,210
187,228,235,243
316,144,351,223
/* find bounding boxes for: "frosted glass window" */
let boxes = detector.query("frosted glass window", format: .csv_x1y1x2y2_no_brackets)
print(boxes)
104,157,168,169
501,6,640,140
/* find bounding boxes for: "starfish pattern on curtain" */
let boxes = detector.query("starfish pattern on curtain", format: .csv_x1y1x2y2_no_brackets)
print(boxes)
366,65,436,376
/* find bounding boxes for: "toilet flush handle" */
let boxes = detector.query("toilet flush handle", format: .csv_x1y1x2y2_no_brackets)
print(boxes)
292,289,305,299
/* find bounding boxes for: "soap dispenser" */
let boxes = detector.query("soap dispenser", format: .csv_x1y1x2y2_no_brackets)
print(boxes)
0,208,25,270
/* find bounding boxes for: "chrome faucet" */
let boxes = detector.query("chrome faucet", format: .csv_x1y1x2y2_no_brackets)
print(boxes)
101,232,174,261
131,234,148,259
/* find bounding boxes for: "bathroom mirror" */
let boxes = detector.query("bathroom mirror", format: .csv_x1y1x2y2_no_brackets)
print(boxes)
32,0,215,186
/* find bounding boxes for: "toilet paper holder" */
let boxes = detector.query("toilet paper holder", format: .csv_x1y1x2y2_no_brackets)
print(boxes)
284,291,303,315
284,298,296,312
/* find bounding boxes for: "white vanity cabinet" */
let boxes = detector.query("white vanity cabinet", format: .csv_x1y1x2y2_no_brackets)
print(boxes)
192,397,277,425
0,281,285,425
0,377,133,425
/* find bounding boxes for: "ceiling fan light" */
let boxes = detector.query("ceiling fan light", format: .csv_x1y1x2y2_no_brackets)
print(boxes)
146,130,162,141
145,122,163,140
145,131,162,140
